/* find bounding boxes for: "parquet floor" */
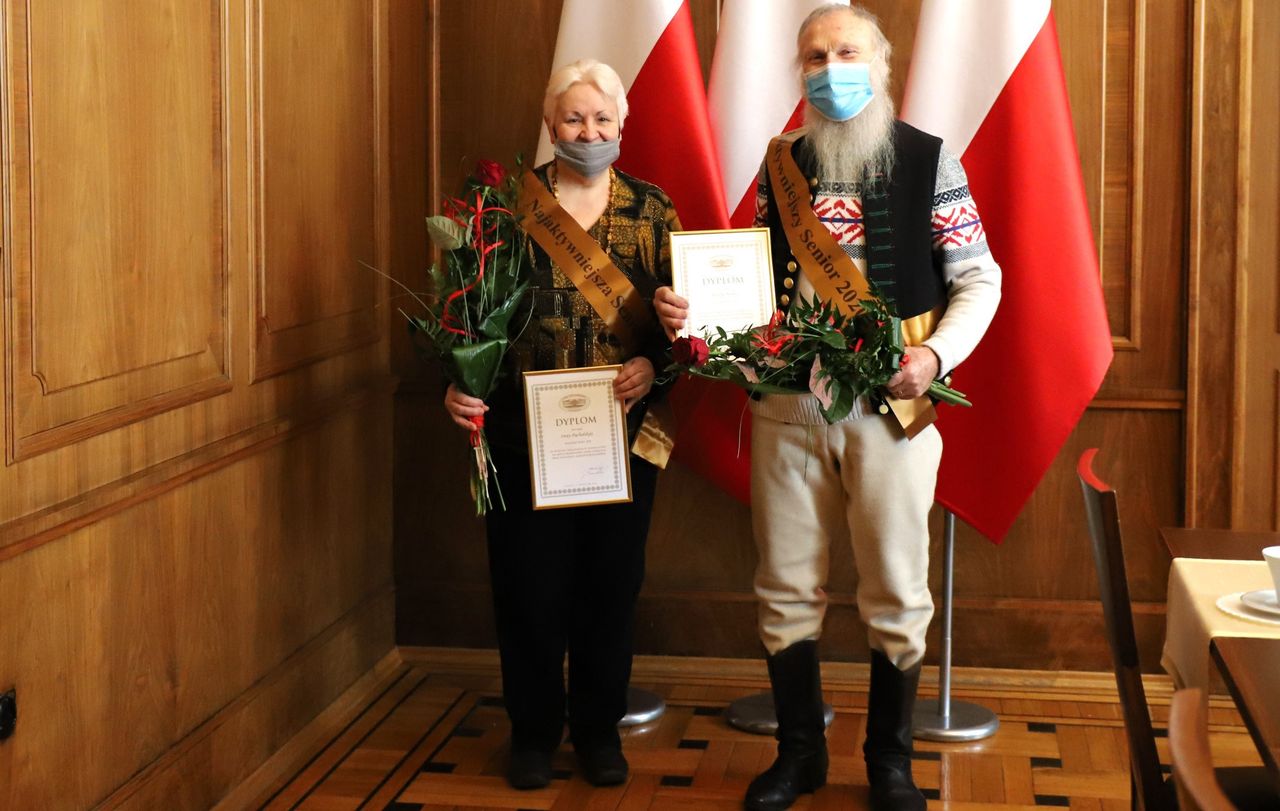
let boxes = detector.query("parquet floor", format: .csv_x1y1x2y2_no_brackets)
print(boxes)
238,649,1266,810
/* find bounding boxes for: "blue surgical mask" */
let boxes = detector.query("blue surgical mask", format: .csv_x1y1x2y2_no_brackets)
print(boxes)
804,62,874,122
554,138,620,178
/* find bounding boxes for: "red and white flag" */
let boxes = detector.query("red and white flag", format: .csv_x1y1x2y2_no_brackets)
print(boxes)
902,0,1113,541
535,0,727,233
537,0,732,489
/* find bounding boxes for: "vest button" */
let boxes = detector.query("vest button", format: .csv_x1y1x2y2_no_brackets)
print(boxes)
808,177,818,188
783,277,794,289
786,260,797,272
779,294,791,306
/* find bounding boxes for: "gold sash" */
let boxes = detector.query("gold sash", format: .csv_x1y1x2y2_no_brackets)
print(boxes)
517,171,674,467
765,131,938,439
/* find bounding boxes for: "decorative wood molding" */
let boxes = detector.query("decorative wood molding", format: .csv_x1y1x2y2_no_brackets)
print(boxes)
1063,0,1149,352
248,0,389,382
1122,0,1149,352
2,0,232,463
404,583,1170,674
1185,0,1244,527
1090,390,1185,410
1229,0,1253,525
0,378,395,563
398,646,1183,704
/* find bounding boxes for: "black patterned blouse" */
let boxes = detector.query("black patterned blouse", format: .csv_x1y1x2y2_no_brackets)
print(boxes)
485,164,681,451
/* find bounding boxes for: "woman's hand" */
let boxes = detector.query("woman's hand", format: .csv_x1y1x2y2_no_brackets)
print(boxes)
886,346,941,400
444,383,488,431
614,357,655,413
654,286,689,341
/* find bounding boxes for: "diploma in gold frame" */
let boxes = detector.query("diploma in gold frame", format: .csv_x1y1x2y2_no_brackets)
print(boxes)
522,365,632,510
671,227,775,339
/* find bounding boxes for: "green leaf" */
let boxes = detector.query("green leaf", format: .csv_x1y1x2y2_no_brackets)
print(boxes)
451,339,508,398
819,331,846,349
476,281,530,339
819,380,855,423
426,215,468,250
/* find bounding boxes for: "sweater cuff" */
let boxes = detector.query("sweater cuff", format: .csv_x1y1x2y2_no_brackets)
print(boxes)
921,336,956,379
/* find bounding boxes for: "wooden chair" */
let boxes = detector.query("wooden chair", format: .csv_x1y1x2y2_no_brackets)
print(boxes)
1079,450,1276,811
1077,448,1173,811
1169,688,1237,811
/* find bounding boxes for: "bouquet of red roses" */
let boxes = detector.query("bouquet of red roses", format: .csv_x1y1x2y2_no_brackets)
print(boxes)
405,159,533,514
667,291,969,424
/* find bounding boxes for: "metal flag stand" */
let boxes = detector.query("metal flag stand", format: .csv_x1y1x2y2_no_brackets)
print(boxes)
726,691,835,736
620,687,667,727
912,509,999,741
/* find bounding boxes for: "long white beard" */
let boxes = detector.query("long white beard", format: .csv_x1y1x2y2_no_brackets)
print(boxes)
804,91,896,185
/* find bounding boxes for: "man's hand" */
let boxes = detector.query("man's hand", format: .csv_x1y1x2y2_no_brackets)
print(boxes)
654,286,688,341
614,357,655,413
886,346,941,400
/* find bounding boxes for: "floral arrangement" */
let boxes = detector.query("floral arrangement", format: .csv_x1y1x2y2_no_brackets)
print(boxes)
667,292,969,424
405,159,533,514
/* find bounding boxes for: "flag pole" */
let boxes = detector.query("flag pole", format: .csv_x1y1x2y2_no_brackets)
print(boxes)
912,508,999,741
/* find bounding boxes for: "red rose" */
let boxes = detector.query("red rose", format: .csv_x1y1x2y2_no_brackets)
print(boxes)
672,336,710,367
475,159,505,187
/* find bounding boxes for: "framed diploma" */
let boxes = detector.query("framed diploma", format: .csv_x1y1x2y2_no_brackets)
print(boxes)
671,227,775,338
522,365,632,510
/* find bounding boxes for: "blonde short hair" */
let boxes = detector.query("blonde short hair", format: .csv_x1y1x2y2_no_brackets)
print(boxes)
542,58,629,126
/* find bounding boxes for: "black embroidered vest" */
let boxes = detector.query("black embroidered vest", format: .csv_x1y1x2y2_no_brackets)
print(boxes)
763,120,945,320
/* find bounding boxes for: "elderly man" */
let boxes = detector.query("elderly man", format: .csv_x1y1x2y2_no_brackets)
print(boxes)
657,5,1001,810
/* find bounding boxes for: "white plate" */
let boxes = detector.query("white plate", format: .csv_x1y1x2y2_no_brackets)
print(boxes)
1239,589,1280,617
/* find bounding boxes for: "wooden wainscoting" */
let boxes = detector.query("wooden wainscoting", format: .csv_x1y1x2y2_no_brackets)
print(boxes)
0,0,429,808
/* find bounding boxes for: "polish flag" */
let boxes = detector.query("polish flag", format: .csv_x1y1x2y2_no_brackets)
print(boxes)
536,0,732,489
902,1,1113,541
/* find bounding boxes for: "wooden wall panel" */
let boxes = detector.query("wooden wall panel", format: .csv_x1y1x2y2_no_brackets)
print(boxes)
1247,0,1280,528
0,0,425,806
250,0,385,380
0,405,392,810
396,0,1273,675
2,0,230,461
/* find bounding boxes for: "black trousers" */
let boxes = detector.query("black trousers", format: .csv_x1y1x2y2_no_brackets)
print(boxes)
485,445,659,754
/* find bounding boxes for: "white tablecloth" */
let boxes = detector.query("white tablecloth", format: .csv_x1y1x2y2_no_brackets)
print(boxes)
1161,558,1280,688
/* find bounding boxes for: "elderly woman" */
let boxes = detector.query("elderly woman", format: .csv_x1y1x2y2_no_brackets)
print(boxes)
443,59,680,790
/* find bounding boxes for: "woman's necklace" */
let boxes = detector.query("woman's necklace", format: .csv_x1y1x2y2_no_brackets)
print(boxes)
551,164,614,254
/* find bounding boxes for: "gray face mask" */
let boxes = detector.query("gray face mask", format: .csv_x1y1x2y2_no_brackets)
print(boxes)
554,138,620,178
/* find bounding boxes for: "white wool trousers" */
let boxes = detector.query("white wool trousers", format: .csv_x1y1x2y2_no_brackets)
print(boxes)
750,397,941,670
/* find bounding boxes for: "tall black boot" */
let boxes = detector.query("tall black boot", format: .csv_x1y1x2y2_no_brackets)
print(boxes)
864,650,926,811
744,640,828,811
